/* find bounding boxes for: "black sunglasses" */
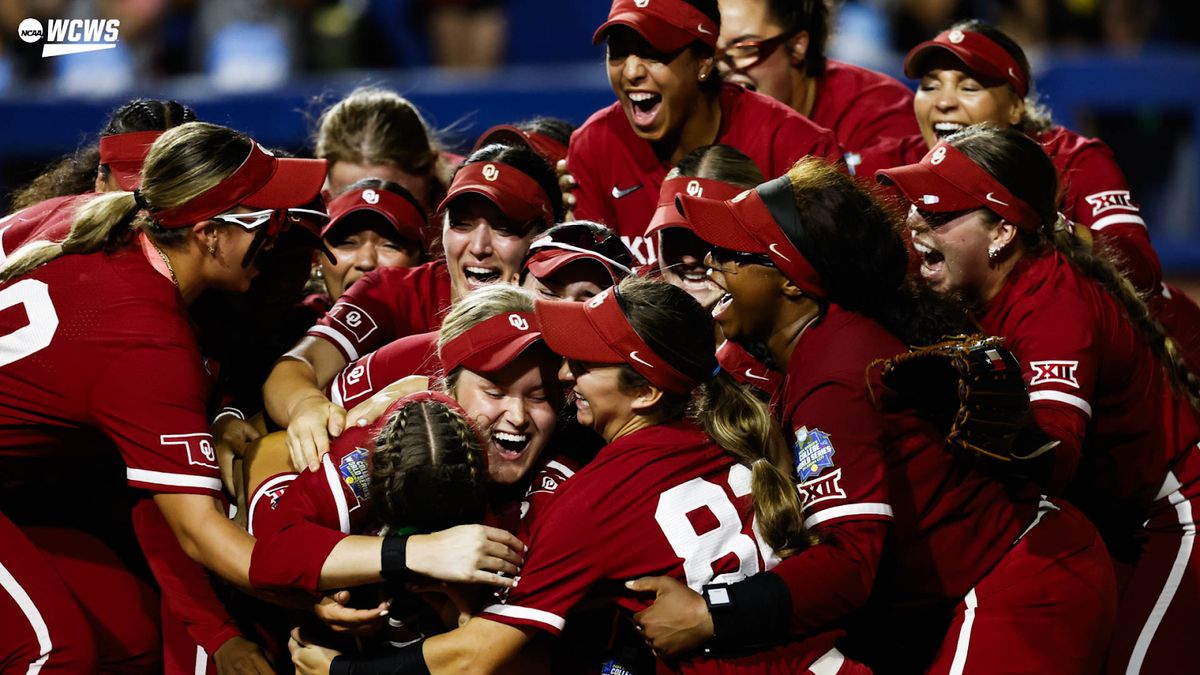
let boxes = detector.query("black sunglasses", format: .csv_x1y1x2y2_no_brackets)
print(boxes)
708,247,775,268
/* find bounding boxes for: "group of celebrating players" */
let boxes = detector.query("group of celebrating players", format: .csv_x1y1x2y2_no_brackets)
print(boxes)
1,0,1196,673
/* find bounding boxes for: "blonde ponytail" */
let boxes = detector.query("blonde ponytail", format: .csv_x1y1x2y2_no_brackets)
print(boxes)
0,191,139,282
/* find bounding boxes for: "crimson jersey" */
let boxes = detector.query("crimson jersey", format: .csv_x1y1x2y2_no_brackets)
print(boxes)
1153,283,1200,376
1035,125,1161,293
481,420,843,673
0,194,90,262
977,251,1200,538
809,60,920,178
0,241,220,496
307,259,453,362
327,331,441,410
568,84,841,265
772,305,1033,609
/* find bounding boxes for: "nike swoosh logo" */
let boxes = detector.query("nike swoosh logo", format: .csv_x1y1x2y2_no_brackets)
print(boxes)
628,351,655,368
612,184,642,199
768,243,792,262
744,369,769,382
985,192,1009,206
697,24,713,35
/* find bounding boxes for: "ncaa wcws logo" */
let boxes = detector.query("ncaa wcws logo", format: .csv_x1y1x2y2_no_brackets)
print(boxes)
17,17,120,57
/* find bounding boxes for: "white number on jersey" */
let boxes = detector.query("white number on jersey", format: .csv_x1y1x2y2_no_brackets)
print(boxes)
0,279,59,368
655,464,775,590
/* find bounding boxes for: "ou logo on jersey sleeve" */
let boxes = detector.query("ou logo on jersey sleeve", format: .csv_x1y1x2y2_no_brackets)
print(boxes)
162,433,219,470
329,303,378,342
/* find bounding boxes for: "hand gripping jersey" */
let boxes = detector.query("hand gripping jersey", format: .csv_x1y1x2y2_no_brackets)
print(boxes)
481,420,851,674
568,84,841,266
809,60,921,178
306,259,453,362
0,242,220,497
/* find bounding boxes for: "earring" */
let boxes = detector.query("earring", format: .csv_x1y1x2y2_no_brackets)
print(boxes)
208,243,218,256
988,244,1000,260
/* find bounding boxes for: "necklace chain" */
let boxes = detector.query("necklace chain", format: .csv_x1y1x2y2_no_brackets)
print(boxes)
151,242,180,289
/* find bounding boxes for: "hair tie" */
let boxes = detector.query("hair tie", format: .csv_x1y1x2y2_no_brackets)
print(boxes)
133,189,153,211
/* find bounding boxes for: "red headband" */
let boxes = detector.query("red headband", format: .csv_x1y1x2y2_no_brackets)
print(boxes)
437,162,554,228
377,390,488,466
647,176,747,236
594,0,719,53
324,186,427,242
536,288,701,394
876,140,1044,233
98,131,162,191
904,28,1028,98
439,311,544,375
473,124,569,166
675,177,826,298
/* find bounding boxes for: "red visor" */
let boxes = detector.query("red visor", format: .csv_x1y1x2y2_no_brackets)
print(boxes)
439,311,545,375
98,131,162,191
676,177,826,298
536,287,700,394
473,124,569,166
593,0,718,54
523,249,626,285
147,142,327,229
647,176,746,237
876,140,1043,233
437,162,554,228
904,29,1028,98
323,186,427,243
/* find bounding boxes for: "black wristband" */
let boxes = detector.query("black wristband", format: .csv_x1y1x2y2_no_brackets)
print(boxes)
329,640,430,675
380,534,413,581
704,572,793,655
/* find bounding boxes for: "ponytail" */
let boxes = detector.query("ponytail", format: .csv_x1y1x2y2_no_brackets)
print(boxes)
0,191,140,283
692,371,817,557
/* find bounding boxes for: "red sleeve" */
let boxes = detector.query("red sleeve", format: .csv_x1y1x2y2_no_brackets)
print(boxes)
131,498,242,656
768,520,888,634
566,126,612,226
1056,138,1161,293
307,270,396,361
770,118,843,177
248,456,351,593
327,332,439,409
88,345,223,496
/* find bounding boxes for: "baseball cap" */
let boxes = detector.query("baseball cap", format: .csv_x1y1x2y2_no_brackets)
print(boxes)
439,311,546,375
473,124,569,166
903,28,1028,98
98,130,162,191
323,186,427,244
523,222,634,284
876,140,1043,232
535,286,701,394
437,161,554,228
675,175,826,298
593,0,719,54
146,141,327,229
647,176,746,237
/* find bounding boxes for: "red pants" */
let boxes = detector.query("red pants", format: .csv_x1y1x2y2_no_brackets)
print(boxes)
1105,467,1200,674
927,498,1117,675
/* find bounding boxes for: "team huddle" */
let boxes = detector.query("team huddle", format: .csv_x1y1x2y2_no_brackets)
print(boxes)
1,0,1196,674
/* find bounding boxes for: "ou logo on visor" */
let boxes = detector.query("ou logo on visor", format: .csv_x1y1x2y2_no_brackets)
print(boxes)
930,146,948,165
635,0,649,6
362,189,379,204
587,290,609,308
686,180,703,197
482,164,500,181
508,314,529,331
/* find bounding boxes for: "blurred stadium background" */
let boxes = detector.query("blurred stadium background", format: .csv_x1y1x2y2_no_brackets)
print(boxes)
1,0,1198,277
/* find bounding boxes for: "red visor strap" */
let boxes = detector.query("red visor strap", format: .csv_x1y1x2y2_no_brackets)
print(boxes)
740,187,827,298
439,311,541,374
922,142,1043,232
440,162,554,227
584,289,698,394
606,0,718,49
328,188,426,239
149,143,278,228
99,131,162,168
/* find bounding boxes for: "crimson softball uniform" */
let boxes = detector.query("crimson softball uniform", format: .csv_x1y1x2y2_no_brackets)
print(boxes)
1152,283,1200,376
764,304,1112,672
306,259,453,362
480,420,864,674
0,194,85,261
327,331,440,410
808,60,920,178
976,250,1200,674
568,84,841,265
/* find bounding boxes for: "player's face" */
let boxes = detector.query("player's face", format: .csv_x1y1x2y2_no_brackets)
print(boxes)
326,160,434,211
607,27,712,144
913,56,1025,149
320,225,422,300
203,207,271,292
559,359,635,443
704,252,785,345
521,262,611,303
716,0,797,105
454,349,560,485
443,194,539,301
658,228,724,310
908,206,997,299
